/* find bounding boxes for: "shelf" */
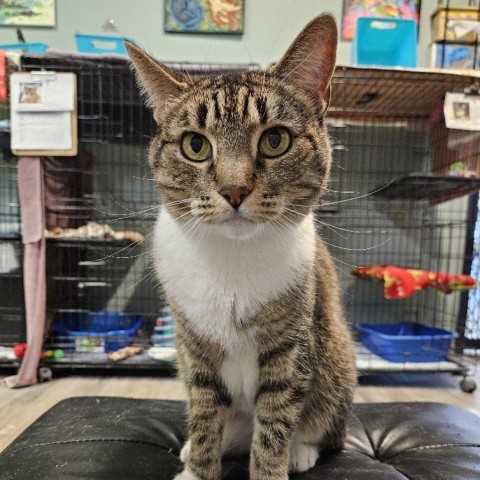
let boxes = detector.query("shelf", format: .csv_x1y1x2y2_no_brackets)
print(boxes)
46,236,143,247
330,66,480,119
372,175,480,203
355,343,467,374
0,234,20,241
433,38,480,46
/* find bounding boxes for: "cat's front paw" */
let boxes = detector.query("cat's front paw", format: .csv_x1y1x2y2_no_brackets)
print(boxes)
174,466,200,480
289,443,319,473
180,439,191,463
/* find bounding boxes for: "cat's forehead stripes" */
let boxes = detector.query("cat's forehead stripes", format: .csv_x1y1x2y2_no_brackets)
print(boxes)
180,74,285,132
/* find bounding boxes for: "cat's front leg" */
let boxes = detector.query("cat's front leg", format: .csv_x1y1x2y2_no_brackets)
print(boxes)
175,371,230,480
249,353,307,480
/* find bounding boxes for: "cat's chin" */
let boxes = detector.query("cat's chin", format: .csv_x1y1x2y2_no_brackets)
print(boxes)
213,214,264,240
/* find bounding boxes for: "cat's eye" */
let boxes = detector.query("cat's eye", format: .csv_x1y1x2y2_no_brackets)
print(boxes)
258,127,291,158
181,133,212,162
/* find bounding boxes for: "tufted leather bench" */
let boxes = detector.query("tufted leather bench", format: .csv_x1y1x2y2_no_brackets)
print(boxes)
0,397,479,479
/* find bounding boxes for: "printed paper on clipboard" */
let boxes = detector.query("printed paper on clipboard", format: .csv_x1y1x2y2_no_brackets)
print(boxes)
10,71,77,156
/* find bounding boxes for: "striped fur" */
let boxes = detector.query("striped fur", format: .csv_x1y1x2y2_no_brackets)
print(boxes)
127,13,356,480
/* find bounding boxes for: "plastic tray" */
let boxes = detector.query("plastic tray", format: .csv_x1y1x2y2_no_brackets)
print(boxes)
357,322,458,362
53,311,143,353
0,43,48,53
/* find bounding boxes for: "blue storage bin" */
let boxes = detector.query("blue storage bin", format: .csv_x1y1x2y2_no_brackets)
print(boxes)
0,43,48,53
75,34,134,55
352,17,417,67
357,322,458,362
53,311,143,353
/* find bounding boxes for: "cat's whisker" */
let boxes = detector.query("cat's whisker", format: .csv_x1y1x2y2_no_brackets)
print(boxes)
183,68,199,95
92,231,152,263
106,190,139,213
272,213,358,275
162,198,195,207
323,187,356,194
114,248,153,259
283,203,378,237
203,43,212,65
271,214,354,276
163,204,192,214
290,180,394,209
131,174,155,180
322,237,390,252
124,264,157,292
315,219,349,240
87,204,161,221
242,39,254,65
266,217,284,250
314,221,377,235
264,0,299,68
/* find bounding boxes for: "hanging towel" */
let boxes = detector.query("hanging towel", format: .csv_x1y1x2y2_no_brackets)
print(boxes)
352,264,477,300
5,157,46,388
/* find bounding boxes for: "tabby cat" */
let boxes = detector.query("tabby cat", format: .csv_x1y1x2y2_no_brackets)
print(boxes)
126,13,356,480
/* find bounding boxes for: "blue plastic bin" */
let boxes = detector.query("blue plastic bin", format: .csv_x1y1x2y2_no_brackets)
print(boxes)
357,322,458,362
75,34,134,55
352,17,417,67
53,311,143,353
0,43,48,53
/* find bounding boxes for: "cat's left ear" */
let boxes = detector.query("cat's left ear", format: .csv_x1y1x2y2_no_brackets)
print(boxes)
125,41,188,123
272,14,337,111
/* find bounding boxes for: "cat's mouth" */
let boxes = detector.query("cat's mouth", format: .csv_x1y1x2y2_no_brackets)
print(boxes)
219,211,254,228
212,210,263,240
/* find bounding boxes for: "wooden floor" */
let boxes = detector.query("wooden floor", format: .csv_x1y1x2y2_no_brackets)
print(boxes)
1,369,479,453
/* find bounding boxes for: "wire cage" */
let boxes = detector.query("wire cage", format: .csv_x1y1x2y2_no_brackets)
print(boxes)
0,54,24,365
325,67,479,391
0,53,258,371
0,52,478,390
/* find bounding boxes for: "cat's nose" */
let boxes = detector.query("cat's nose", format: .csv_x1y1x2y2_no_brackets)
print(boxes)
219,186,251,209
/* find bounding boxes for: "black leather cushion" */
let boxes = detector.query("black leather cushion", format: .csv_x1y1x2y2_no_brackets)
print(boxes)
1,398,479,479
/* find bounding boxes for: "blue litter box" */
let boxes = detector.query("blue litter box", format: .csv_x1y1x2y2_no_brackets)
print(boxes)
54,311,143,353
357,322,458,362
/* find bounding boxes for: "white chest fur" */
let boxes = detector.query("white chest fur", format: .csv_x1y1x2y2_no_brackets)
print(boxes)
220,332,259,412
153,209,315,349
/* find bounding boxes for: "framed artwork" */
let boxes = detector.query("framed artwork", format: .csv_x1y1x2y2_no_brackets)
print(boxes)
341,0,421,40
165,0,244,34
0,0,56,28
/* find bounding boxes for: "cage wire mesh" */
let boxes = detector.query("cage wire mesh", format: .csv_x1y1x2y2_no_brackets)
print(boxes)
0,53,258,369
323,67,479,385
0,54,24,359
0,54,478,385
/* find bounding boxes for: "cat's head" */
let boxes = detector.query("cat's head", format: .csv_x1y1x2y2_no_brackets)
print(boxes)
127,14,337,240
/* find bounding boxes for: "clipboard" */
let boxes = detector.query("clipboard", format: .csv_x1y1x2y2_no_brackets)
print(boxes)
10,71,78,156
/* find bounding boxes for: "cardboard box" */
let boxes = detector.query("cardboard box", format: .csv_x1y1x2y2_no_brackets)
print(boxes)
429,42,480,69
431,7,480,43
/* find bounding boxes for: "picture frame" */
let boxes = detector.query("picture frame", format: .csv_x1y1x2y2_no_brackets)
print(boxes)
341,0,421,41
0,0,56,28
165,0,244,35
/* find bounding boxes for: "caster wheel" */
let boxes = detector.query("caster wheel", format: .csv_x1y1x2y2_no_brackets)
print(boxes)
38,367,53,383
460,377,477,393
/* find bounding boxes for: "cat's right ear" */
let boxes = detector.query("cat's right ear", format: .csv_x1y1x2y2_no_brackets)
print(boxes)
125,41,187,123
